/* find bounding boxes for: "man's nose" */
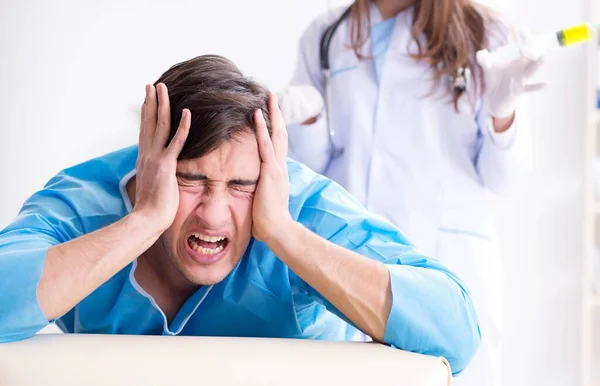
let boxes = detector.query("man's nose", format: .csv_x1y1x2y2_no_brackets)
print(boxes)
196,189,230,228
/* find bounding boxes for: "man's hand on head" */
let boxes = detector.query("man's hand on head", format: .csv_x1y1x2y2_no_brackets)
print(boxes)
251,95,294,244
132,83,191,233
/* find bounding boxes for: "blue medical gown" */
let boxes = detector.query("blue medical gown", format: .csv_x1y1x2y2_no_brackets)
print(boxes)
0,146,480,374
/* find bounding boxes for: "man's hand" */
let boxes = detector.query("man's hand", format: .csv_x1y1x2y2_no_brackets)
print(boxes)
252,95,293,243
132,83,191,232
35,82,190,321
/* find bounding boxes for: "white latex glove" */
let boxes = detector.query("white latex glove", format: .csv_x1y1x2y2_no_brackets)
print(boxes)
276,85,324,125
476,30,547,119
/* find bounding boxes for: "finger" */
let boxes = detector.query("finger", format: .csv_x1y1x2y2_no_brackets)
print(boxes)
138,103,147,152
524,57,545,78
254,109,276,164
524,82,547,92
166,109,191,157
520,43,544,62
268,94,289,165
140,84,157,151
154,83,172,149
518,26,534,45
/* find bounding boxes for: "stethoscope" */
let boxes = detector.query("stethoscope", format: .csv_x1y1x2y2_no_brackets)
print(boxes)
319,4,471,159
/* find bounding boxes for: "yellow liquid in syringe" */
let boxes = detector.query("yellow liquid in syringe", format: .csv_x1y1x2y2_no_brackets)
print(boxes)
556,23,596,46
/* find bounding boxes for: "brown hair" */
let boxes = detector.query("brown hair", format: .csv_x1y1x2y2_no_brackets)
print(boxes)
154,55,271,160
349,0,491,109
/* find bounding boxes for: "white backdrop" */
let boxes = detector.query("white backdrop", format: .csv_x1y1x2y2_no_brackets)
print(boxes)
0,0,333,221
491,1,589,385
0,1,590,385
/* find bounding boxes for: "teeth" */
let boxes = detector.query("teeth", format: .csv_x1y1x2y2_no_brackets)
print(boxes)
189,238,224,255
193,233,225,242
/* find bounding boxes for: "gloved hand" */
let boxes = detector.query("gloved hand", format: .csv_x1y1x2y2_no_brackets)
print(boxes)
276,84,324,125
476,29,547,119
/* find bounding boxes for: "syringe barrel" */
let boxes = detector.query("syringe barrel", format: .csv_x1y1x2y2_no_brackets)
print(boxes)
556,23,595,46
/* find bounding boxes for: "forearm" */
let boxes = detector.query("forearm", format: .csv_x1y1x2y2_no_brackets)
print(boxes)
37,212,162,320
476,108,533,195
266,221,392,341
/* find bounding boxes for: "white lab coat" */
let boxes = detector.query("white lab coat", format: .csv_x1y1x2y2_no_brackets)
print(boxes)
287,4,532,386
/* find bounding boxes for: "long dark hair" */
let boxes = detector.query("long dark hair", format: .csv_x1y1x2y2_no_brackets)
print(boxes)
154,55,272,160
349,0,495,109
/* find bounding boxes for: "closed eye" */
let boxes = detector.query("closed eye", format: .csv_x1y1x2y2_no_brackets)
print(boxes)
177,178,203,187
229,185,256,194
228,178,258,194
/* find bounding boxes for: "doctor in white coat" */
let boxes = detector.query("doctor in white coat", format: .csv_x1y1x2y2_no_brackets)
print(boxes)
279,1,546,385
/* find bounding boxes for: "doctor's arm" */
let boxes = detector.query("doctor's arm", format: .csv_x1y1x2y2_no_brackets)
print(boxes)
473,24,544,195
281,16,333,174
253,98,480,375
474,102,533,195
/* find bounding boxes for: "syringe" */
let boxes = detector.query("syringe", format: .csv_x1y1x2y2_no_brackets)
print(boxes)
554,23,598,47
529,23,598,57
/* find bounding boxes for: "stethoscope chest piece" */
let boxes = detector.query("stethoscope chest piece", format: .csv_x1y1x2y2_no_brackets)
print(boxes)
452,67,471,92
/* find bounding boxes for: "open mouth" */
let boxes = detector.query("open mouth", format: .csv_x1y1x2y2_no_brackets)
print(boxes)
187,233,229,255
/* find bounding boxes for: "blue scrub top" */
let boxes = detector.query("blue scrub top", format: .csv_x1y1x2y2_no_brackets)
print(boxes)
0,145,480,374
370,17,396,85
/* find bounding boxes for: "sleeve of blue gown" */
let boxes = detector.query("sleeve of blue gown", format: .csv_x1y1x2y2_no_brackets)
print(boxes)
288,167,481,375
0,175,85,342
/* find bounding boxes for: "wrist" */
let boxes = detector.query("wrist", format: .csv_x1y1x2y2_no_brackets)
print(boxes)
263,217,299,249
301,115,319,125
127,210,169,239
491,112,515,133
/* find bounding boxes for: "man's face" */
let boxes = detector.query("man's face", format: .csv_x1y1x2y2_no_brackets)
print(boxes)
160,131,260,285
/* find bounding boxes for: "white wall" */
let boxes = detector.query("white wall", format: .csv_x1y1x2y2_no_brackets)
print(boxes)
0,0,334,338
491,1,589,385
0,1,591,386
0,0,331,227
